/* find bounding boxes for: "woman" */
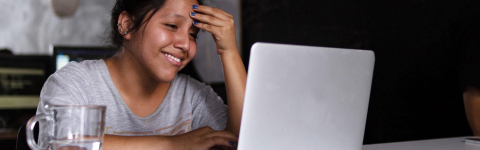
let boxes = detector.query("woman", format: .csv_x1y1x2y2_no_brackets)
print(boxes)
37,0,246,149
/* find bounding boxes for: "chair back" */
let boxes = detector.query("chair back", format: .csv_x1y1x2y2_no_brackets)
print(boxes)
16,123,39,150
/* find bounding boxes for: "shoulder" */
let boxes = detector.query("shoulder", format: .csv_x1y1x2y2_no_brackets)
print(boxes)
55,60,104,76
49,60,105,84
176,74,227,130
40,60,106,105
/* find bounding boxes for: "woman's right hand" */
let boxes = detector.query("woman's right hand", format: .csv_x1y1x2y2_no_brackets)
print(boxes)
168,126,238,150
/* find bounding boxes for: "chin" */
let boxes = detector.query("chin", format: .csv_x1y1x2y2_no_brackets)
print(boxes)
155,70,177,83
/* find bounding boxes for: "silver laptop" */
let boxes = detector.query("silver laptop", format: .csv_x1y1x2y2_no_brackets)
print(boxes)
238,42,375,150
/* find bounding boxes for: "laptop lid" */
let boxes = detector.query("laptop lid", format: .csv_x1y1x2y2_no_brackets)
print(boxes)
238,42,375,150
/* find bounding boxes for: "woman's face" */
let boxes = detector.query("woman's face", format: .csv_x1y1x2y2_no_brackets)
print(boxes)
126,0,199,83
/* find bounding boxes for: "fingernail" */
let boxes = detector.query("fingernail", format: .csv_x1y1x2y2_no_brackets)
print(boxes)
190,12,196,16
229,142,237,146
193,21,198,25
192,5,198,9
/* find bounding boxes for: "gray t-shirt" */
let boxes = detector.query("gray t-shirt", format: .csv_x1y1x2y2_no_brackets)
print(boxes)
37,60,227,146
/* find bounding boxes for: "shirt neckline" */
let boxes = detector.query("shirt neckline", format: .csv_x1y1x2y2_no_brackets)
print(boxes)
98,59,177,120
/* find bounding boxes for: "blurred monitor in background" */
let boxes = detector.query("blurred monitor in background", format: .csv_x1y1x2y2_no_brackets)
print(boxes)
50,46,117,71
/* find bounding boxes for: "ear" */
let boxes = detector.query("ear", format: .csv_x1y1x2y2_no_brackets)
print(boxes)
118,11,133,40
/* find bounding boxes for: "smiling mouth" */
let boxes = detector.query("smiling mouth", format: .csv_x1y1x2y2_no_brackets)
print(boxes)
164,53,181,63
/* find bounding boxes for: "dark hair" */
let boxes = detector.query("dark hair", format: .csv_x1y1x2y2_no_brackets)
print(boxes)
109,0,204,49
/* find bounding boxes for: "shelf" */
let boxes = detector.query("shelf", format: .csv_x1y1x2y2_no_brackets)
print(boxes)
0,129,17,140
0,96,39,109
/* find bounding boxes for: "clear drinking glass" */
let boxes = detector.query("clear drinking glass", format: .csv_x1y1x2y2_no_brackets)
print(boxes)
26,105,106,150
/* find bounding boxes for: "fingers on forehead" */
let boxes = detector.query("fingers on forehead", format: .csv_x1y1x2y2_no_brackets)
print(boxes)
195,5,230,20
192,14,223,26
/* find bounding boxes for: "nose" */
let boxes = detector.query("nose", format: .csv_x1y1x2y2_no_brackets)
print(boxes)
173,32,190,52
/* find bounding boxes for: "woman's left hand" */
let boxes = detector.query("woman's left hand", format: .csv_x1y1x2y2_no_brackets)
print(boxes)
190,5,237,56
191,5,246,137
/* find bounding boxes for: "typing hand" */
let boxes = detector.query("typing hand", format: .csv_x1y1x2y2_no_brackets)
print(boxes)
210,145,238,150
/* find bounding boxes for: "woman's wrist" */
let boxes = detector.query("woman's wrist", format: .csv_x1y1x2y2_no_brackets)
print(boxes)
139,135,176,150
219,48,240,59
103,134,175,150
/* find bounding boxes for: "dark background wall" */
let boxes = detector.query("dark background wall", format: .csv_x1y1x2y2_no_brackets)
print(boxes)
241,0,480,144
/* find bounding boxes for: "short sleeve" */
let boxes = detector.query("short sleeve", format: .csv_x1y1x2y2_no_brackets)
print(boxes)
190,82,228,131
36,62,98,147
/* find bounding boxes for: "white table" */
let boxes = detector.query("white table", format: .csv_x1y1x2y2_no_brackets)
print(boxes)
362,137,480,150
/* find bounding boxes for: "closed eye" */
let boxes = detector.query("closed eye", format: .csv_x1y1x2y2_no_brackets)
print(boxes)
166,24,177,29
189,33,198,40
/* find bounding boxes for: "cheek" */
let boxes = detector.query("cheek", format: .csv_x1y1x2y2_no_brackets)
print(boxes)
132,29,171,54
148,29,171,46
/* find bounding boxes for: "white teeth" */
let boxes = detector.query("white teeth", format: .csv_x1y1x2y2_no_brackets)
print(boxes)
165,53,181,62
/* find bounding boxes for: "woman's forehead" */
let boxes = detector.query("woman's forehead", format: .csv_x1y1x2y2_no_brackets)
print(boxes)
163,0,199,9
157,0,199,17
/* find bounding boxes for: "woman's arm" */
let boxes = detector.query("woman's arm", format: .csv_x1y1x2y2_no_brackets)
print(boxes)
103,126,238,150
464,86,480,136
191,5,247,136
220,46,247,136
103,135,171,150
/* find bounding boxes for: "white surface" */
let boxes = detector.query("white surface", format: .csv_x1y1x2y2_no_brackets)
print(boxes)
238,43,375,150
362,137,480,150
0,0,113,55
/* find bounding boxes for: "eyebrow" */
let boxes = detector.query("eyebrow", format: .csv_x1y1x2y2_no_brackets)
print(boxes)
163,13,187,20
162,13,198,31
